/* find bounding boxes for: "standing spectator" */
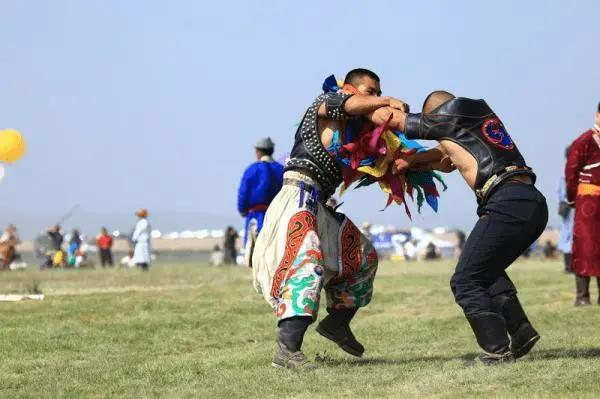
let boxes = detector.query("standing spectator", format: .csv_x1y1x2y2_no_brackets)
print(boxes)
132,209,152,271
557,146,575,273
237,137,284,266
47,225,65,267
67,229,82,266
96,227,114,267
425,242,440,260
542,240,558,259
565,102,600,306
223,226,239,265
0,225,20,270
403,240,417,262
48,224,64,251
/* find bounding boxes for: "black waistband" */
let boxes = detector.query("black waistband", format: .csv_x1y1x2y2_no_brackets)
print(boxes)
477,169,536,205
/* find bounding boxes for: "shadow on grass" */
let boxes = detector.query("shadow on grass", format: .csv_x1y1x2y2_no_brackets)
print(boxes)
315,347,600,367
528,347,600,360
315,352,480,367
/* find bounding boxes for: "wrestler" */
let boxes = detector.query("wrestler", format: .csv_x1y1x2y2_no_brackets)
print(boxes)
251,68,409,369
393,91,548,364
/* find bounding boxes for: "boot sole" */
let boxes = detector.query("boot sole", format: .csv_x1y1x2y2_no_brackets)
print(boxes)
315,325,364,357
513,334,540,359
271,361,317,370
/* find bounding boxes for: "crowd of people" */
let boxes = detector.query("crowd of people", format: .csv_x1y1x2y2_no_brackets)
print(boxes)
0,208,153,271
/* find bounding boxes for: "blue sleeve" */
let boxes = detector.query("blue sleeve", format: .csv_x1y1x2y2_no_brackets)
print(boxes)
237,166,254,213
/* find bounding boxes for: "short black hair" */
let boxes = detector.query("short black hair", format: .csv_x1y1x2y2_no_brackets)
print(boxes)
597,102,600,113
344,68,380,86
256,147,274,156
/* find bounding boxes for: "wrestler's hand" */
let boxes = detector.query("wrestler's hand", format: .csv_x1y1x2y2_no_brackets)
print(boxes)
436,156,456,173
392,154,413,175
389,98,410,113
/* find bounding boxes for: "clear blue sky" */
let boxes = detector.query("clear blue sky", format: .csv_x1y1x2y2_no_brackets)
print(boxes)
1,1,599,237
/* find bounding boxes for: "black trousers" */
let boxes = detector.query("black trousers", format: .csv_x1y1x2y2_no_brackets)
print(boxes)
99,248,113,267
450,182,548,316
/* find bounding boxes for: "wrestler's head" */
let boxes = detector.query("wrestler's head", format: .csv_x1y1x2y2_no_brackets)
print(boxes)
343,68,381,96
422,90,455,114
595,102,600,131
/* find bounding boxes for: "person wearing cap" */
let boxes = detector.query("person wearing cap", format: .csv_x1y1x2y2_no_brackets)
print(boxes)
132,208,152,270
237,137,284,266
565,102,600,306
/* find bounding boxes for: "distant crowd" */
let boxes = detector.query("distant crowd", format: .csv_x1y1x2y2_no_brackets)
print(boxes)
0,208,153,271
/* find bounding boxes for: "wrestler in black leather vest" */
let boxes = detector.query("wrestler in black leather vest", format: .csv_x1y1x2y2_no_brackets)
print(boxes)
286,92,352,198
404,97,535,191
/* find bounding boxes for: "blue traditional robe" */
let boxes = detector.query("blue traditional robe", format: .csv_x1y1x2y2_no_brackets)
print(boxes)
237,156,284,244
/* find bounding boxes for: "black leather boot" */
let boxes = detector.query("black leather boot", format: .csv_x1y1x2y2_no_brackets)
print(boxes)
466,312,513,365
316,307,364,357
491,294,540,359
575,274,591,306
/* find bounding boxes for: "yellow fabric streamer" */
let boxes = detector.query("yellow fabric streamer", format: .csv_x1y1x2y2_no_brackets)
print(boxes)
356,131,401,178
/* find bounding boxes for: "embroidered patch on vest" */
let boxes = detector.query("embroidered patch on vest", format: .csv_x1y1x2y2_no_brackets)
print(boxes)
481,118,514,150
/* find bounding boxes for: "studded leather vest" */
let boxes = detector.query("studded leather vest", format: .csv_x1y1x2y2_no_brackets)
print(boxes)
285,92,353,198
404,97,535,191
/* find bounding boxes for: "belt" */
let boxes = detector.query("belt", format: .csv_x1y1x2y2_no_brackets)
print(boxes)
283,178,328,203
247,204,269,213
577,183,600,196
476,166,536,204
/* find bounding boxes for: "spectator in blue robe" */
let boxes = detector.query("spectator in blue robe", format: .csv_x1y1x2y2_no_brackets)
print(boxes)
237,137,284,264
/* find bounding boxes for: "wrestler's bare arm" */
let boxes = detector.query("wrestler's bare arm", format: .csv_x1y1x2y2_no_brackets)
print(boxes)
317,96,408,119
410,156,456,173
367,107,407,132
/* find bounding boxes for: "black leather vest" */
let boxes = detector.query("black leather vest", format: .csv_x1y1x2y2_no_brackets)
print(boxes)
405,97,534,190
285,93,347,197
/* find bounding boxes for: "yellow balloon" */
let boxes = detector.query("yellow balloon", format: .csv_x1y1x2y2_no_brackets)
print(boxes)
0,129,26,163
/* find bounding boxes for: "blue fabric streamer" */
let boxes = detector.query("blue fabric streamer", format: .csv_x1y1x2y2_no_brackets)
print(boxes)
322,74,340,93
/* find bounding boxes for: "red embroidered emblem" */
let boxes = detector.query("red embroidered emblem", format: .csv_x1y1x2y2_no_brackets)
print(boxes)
340,221,362,278
270,211,318,298
481,118,514,150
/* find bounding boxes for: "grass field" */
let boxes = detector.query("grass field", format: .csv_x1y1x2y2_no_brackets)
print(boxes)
1,259,599,398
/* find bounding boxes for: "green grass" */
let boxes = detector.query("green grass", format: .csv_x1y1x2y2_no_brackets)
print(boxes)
1,259,599,398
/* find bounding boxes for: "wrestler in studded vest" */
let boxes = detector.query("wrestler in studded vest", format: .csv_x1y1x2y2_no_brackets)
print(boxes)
404,97,536,204
285,92,353,199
